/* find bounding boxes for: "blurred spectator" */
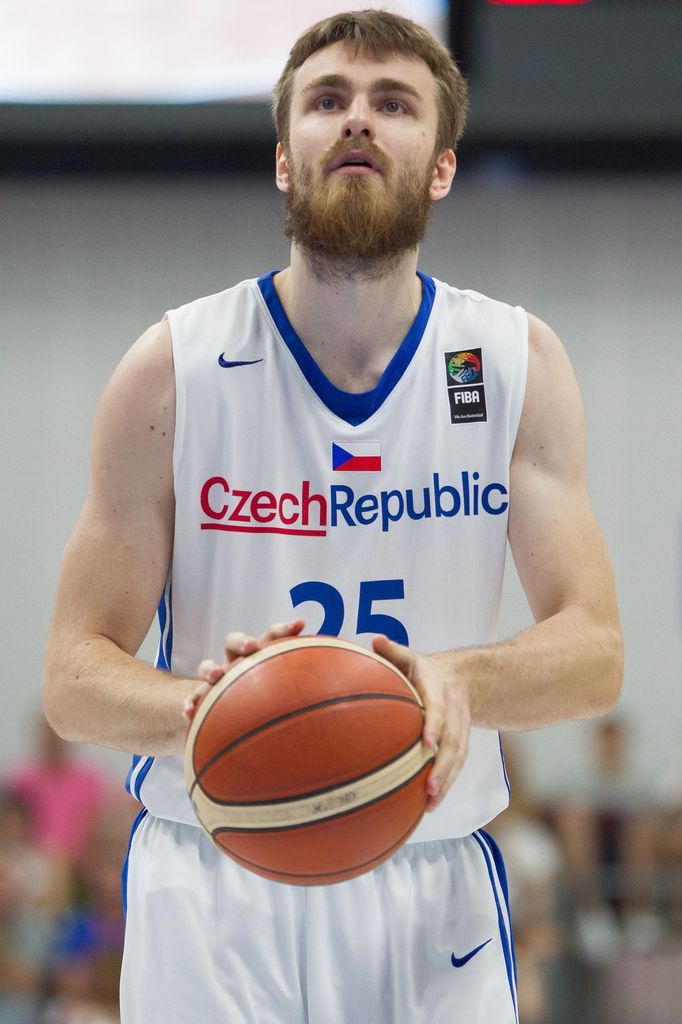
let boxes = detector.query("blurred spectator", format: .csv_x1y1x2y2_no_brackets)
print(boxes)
5,717,109,866
1,717,136,1021
550,717,663,963
656,757,682,935
487,738,564,1024
0,789,69,1024
44,797,137,1024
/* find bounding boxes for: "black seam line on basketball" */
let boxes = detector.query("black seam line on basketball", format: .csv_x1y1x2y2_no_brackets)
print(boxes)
196,732,427,807
214,804,426,882
215,641,406,689
208,756,434,834
219,812,421,881
194,641,421,720
194,692,420,786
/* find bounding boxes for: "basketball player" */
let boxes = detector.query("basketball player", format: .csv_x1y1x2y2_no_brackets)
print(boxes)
43,10,623,1023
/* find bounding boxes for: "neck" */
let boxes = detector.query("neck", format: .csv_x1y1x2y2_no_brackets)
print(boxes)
273,244,423,393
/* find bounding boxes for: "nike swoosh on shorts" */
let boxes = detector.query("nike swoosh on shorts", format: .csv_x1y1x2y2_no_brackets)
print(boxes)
450,937,492,968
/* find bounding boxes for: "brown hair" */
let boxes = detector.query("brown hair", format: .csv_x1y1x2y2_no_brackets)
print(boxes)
272,9,468,155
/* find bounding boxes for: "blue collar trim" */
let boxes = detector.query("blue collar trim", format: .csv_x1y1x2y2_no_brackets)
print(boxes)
257,269,436,425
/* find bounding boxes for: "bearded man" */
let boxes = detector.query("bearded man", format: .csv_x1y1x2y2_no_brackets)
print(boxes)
44,10,622,1023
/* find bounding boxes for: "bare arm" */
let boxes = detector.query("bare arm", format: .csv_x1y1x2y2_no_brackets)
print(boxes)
375,313,624,805
43,318,195,756
467,312,623,728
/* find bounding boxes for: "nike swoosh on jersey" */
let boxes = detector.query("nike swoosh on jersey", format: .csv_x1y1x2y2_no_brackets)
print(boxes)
218,355,264,368
450,937,492,968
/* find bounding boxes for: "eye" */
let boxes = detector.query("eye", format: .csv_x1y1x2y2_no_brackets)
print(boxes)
383,99,407,115
316,96,339,111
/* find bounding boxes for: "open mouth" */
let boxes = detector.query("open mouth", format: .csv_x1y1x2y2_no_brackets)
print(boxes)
330,152,381,174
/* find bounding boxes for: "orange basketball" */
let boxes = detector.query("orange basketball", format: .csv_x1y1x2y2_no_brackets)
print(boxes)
184,635,434,885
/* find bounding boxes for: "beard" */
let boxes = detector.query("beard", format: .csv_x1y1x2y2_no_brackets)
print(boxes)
283,140,434,281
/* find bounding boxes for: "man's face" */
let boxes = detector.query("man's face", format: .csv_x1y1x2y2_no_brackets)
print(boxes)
277,42,454,276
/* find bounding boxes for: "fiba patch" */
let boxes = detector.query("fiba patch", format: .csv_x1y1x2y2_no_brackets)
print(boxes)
444,349,487,423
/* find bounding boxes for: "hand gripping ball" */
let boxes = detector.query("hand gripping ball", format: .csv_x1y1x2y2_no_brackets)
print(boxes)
184,636,434,885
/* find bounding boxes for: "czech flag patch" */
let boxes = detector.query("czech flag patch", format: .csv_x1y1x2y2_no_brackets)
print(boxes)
332,441,382,472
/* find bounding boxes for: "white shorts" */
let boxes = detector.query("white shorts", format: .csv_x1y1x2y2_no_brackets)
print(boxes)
120,811,518,1024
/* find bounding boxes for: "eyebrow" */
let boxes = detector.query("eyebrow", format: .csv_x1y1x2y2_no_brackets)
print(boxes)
301,74,424,104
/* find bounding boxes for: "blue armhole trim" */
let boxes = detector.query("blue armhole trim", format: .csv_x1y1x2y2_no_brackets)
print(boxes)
155,581,173,672
124,755,141,796
121,807,148,917
499,733,511,796
124,584,173,801
474,830,518,1021
256,270,436,425
126,756,155,801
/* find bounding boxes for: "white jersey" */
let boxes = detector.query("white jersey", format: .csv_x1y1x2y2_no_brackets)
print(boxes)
126,271,528,842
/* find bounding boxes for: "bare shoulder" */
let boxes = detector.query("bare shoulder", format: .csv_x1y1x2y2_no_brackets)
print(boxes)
95,317,174,440
513,312,586,481
525,312,576,384
91,317,175,506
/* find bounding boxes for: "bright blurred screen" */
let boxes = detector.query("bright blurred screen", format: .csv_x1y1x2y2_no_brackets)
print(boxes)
0,0,448,103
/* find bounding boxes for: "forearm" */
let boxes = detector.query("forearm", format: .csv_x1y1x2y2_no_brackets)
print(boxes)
43,634,194,756
439,605,623,732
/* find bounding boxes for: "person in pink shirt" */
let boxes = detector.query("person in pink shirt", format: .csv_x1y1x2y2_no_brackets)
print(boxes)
6,717,108,865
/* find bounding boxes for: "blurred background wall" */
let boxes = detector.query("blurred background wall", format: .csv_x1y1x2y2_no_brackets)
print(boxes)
1,2,681,1022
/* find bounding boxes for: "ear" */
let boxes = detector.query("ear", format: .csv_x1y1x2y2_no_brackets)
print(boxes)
429,148,456,202
276,142,290,193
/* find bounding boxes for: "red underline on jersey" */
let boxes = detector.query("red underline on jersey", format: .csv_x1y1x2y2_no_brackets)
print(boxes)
201,523,327,537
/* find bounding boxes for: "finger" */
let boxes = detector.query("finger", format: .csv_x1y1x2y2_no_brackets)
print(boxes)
426,748,468,812
372,634,413,677
197,660,226,684
182,682,210,723
442,725,469,800
224,631,259,664
426,707,471,811
373,636,441,752
258,619,306,645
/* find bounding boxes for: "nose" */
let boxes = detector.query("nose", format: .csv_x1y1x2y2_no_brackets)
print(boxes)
340,95,374,142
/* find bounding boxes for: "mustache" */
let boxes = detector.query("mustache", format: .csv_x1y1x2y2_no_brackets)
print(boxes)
321,138,392,174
